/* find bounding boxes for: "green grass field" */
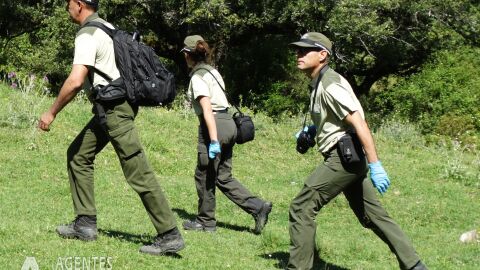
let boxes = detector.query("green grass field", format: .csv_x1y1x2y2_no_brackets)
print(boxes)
0,84,478,269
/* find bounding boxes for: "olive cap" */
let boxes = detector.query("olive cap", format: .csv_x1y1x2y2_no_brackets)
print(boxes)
181,35,205,53
290,32,333,54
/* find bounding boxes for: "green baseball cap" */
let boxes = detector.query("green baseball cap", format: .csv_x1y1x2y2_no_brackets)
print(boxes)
181,35,205,53
290,32,333,54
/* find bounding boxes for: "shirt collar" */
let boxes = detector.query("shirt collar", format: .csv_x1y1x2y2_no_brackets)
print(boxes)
309,64,329,91
309,74,320,91
81,12,100,26
189,62,209,77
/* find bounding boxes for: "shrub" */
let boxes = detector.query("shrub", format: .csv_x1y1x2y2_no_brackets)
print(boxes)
0,5,77,92
0,74,50,129
368,46,480,143
221,34,311,117
259,81,309,118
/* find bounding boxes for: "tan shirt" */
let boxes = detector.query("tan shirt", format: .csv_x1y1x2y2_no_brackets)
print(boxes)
188,63,230,115
310,67,365,153
73,13,120,96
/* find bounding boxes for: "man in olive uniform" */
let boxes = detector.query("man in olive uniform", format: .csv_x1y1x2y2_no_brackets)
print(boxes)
38,0,184,255
287,32,427,270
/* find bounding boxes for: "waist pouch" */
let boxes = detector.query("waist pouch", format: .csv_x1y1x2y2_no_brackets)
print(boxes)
233,112,255,144
92,78,126,102
337,132,364,163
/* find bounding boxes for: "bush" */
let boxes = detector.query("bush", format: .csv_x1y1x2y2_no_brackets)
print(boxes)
259,80,309,118
0,5,80,92
221,34,311,117
0,75,50,129
368,46,480,142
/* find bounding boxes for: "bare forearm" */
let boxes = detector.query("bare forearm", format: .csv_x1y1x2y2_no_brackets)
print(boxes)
38,64,87,131
344,111,379,163
49,78,82,116
354,121,379,163
203,112,218,141
199,96,218,141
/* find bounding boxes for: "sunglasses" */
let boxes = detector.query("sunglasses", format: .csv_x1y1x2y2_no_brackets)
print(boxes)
295,47,323,56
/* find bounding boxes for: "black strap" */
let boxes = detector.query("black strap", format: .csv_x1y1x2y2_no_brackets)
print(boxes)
301,64,329,129
87,67,113,88
93,101,107,129
82,21,116,83
82,21,115,38
195,67,243,114
81,21,118,131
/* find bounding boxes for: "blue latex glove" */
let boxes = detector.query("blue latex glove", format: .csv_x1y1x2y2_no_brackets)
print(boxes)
368,161,391,194
208,140,221,159
295,125,317,139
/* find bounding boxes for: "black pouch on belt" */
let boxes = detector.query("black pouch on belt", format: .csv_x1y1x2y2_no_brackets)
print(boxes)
337,131,364,163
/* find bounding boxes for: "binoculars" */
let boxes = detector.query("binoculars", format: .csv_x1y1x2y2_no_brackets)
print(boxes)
296,129,316,154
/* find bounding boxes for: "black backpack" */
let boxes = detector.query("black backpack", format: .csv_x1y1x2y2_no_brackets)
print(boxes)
82,21,176,106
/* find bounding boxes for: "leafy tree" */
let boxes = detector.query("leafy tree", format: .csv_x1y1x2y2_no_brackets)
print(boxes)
107,0,478,102
0,1,74,87
323,0,479,96
1,0,478,113
368,46,480,138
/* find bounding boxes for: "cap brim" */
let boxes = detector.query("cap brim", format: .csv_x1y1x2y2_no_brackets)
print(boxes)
180,47,191,53
289,41,318,48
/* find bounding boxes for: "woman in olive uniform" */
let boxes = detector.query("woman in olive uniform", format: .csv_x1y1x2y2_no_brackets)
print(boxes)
181,35,272,234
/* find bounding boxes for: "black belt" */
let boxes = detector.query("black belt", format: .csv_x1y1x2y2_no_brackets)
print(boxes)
213,108,228,113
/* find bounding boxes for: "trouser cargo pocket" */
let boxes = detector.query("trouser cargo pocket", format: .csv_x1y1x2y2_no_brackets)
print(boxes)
197,143,209,168
104,101,142,160
110,126,143,160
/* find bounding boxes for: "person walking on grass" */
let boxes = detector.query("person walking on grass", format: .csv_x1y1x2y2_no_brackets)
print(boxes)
287,32,427,270
38,0,184,256
180,35,272,234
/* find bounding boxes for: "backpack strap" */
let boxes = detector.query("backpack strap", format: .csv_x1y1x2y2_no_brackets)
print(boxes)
82,21,115,38
82,21,116,83
87,66,113,85
81,21,119,130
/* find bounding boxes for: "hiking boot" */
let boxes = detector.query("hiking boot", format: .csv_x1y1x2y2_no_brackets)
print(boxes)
56,215,97,241
139,227,185,256
182,219,216,232
253,201,272,234
410,261,428,270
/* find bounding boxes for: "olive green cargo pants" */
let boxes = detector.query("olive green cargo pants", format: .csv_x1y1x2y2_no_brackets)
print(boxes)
194,112,264,227
287,148,420,270
66,100,176,234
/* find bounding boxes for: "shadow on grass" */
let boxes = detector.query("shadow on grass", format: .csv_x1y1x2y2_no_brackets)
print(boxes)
260,251,350,270
98,229,147,244
98,229,183,258
172,208,251,233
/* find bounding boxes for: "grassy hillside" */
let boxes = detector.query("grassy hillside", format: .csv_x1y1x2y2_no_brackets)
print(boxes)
0,84,478,270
